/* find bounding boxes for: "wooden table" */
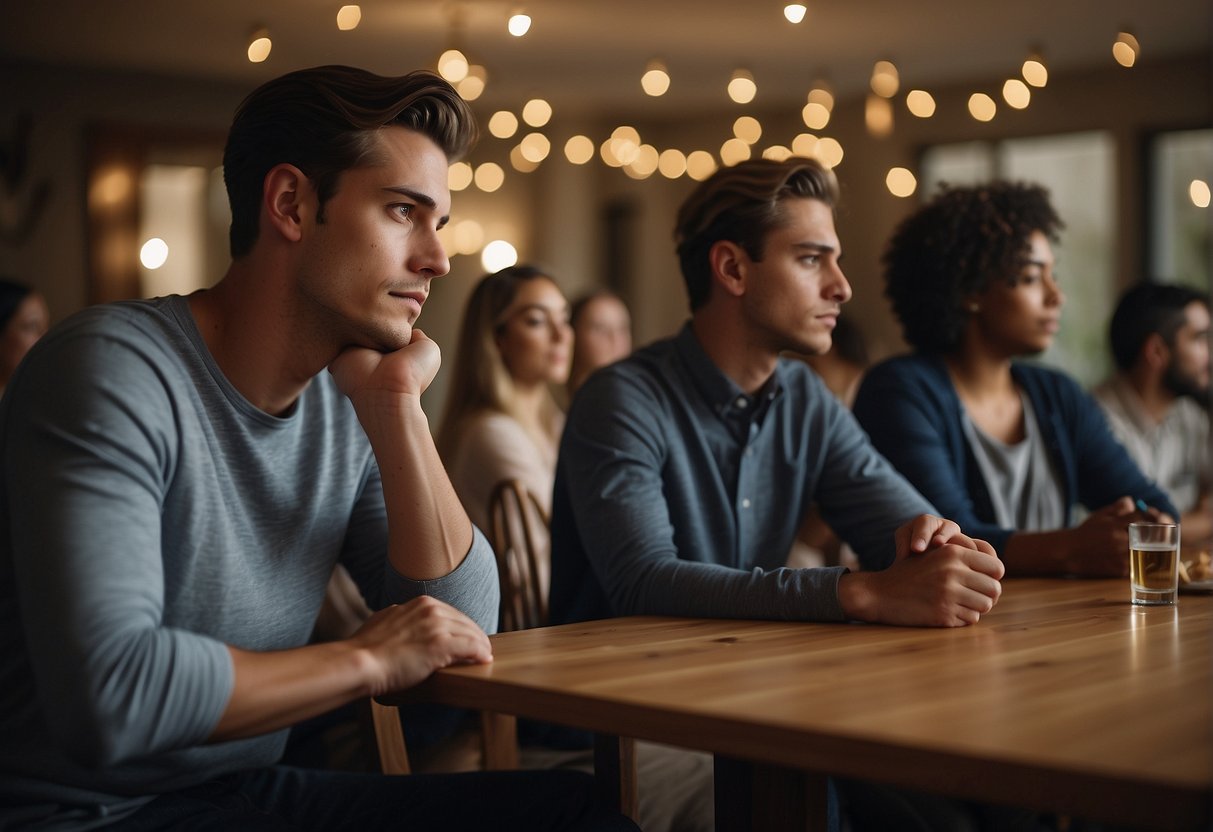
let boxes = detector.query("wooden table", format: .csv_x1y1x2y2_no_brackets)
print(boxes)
401,579,1211,831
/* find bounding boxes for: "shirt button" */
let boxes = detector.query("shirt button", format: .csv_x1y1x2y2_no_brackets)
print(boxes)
735,397,748,409
741,498,752,509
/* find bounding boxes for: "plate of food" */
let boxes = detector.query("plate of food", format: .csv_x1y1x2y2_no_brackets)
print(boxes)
1178,551,1213,593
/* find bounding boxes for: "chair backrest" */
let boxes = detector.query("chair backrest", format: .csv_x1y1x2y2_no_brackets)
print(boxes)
486,478,550,631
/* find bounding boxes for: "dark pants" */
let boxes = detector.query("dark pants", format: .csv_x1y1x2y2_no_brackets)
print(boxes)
111,765,638,831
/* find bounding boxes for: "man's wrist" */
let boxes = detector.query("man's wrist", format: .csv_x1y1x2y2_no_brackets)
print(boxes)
837,570,875,622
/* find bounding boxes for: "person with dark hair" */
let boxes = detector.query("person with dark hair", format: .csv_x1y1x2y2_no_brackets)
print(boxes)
567,289,632,397
0,278,49,395
853,182,1176,579
550,157,1016,832
0,66,634,831
552,158,1005,628
1093,280,1210,543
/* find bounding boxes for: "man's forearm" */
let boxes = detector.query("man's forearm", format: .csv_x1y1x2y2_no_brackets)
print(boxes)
358,394,474,580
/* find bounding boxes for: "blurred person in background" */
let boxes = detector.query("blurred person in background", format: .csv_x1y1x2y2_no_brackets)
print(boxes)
854,181,1176,579
438,264,571,569
567,289,632,398
0,278,50,396
1092,280,1211,546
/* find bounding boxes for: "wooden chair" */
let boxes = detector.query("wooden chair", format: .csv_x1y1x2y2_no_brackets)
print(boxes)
364,698,518,775
487,478,551,632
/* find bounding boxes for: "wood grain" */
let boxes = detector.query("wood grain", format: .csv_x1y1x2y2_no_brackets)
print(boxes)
393,579,1211,830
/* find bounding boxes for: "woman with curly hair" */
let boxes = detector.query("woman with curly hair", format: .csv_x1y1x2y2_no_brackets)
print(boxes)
853,182,1174,577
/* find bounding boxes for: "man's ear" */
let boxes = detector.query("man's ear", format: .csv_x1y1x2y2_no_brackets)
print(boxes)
262,164,311,244
1142,331,1171,371
707,240,749,299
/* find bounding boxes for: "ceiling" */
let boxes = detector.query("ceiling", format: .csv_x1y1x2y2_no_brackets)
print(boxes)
2,0,1209,119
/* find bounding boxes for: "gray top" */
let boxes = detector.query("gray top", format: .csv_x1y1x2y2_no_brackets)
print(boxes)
549,324,936,625
1093,375,1210,513
960,391,1064,531
0,296,498,829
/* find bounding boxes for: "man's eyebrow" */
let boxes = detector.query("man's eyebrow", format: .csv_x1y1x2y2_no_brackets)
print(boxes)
792,241,836,253
383,186,438,209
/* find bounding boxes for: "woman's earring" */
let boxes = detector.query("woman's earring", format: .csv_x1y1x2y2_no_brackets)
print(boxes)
967,303,980,313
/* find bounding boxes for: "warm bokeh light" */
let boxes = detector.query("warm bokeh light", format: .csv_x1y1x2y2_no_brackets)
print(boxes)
802,102,830,130
733,116,762,145
886,167,917,197
865,94,893,137
1022,57,1048,87
564,135,595,165
612,125,641,145
783,3,807,23
641,60,670,96
762,145,793,161
792,133,819,158
968,93,997,122
507,11,532,37
336,5,361,30
728,69,757,104
457,65,487,101
510,144,540,173
448,162,474,191
1002,78,1031,109
522,98,552,127
1113,31,1140,67
90,166,134,207
140,237,169,270
474,162,505,192
816,137,844,169
870,60,899,98
624,144,659,179
519,132,551,163
658,148,687,179
247,33,272,63
437,49,469,83
488,110,519,139
481,240,518,272
807,87,834,111
453,220,485,256
720,138,752,166
1191,179,1211,208
905,89,936,118
686,150,717,181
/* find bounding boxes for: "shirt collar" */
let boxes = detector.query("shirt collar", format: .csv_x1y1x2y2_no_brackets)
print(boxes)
672,322,784,423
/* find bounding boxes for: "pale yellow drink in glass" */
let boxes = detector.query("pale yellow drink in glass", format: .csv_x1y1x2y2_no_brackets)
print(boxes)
1128,523,1179,606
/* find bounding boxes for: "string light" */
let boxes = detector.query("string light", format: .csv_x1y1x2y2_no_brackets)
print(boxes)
246,27,271,63
905,90,936,118
1022,53,1048,87
886,167,917,198
783,4,807,24
968,92,997,122
437,49,469,83
336,6,361,31
727,69,757,104
1002,78,1031,109
641,60,671,97
507,9,532,37
870,60,899,98
1113,31,1140,67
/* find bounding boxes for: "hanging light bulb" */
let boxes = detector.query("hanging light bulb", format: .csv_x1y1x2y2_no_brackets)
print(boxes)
1022,52,1048,87
437,49,469,83
1113,31,1141,67
246,27,272,63
728,69,757,104
641,59,671,97
783,4,807,24
507,9,532,36
336,6,361,31
870,60,899,98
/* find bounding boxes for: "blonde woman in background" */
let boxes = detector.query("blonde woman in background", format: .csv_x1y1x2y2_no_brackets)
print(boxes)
438,264,572,599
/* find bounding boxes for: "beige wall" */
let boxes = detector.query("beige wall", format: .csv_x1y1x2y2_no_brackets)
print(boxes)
1,53,1208,424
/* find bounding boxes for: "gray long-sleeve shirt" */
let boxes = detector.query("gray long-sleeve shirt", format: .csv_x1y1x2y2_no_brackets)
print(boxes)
0,296,498,829
549,324,934,625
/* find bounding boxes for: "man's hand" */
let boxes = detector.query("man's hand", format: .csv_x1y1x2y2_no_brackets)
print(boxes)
349,596,493,697
839,514,1004,627
328,328,442,403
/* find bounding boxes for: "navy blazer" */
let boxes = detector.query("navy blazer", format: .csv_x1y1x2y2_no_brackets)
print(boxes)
852,353,1177,555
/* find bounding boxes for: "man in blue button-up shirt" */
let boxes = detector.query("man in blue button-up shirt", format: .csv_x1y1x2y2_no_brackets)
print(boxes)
550,157,1005,629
